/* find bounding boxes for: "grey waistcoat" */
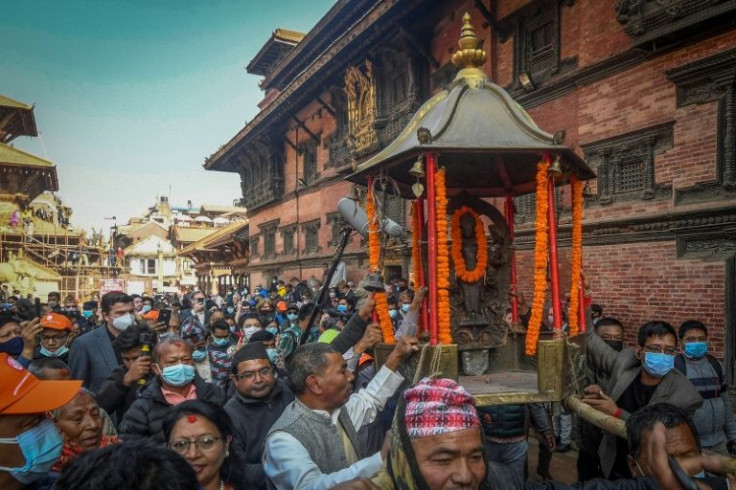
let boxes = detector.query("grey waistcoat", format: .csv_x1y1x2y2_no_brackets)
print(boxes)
266,398,364,477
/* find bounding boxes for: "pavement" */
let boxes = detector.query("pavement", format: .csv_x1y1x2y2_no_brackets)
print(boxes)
525,437,580,485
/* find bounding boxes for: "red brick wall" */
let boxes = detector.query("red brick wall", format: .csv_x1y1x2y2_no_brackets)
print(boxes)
516,242,727,358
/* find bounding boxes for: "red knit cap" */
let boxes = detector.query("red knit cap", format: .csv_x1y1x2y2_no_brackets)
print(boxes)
403,377,480,439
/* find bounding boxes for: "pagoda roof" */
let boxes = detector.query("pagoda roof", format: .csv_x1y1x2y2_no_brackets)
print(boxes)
247,29,306,77
0,95,38,143
171,226,220,245
0,143,59,199
178,220,248,257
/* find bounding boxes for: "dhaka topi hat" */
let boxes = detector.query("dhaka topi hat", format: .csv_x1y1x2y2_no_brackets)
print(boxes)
403,377,480,439
180,319,207,345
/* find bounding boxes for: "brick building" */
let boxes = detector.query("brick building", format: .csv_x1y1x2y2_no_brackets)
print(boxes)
206,1,736,372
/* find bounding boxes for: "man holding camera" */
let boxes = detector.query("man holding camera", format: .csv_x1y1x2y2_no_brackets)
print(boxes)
97,323,156,426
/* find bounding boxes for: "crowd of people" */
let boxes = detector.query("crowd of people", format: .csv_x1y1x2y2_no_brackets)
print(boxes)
0,275,734,489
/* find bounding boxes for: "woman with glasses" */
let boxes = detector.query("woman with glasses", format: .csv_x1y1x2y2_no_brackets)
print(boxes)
163,400,248,490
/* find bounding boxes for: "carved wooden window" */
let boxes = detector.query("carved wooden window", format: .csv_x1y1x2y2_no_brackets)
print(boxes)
582,122,674,205
667,47,736,204
302,219,321,255
260,219,279,259
504,0,576,93
249,236,260,257
302,140,318,184
281,224,296,256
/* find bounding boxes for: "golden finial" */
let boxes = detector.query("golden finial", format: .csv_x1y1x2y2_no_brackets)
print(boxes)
451,13,487,70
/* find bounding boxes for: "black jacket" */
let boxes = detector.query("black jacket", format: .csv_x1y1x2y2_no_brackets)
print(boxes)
119,374,225,444
96,364,154,426
223,378,295,489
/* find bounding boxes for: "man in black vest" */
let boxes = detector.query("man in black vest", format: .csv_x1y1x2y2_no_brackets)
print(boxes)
224,341,295,489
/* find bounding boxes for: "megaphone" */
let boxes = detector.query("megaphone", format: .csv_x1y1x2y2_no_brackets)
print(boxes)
338,197,404,239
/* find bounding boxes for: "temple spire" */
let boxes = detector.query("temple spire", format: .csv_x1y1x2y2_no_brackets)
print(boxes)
451,13,488,76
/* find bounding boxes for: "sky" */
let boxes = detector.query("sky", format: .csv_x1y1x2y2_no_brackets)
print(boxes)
1,0,335,235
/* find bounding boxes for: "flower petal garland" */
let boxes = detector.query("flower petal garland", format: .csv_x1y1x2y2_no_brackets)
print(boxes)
435,169,453,345
567,178,583,337
450,206,488,283
526,159,550,356
367,185,395,344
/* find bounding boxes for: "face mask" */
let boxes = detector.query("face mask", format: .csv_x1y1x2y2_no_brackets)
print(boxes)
159,363,196,386
0,337,23,357
287,313,298,322
82,310,94,319
548,315,555,325
192,349,207,362
684,341,708,359
266,348,278,364
226,307,234,315
141,305,152,313
642,351,675,377
329,292,336,298
229,326,237,334
266,326,279,336
388,309,398,319
604,340,624,352
112,313,135,331
212,337,229,348
40,345,69,358
48,301,58,309
244,326,260,340
401,304,411,314
337,304,348,313
0,419,63,484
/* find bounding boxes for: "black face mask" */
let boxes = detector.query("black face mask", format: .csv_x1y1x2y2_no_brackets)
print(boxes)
604,339,624,352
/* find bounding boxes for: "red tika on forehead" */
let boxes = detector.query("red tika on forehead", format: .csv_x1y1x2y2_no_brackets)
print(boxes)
173,341,182,347
187,415,197,423
60,369,69,377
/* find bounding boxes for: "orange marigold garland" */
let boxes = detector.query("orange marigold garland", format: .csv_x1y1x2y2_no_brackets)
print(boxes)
567,178,584,336
450,206,488,283
435,169,453,344
366,185,395,343
525,159,550,356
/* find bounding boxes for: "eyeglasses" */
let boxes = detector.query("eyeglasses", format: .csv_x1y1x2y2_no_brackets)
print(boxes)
233,366,273,381
642,345,676,356
168,436,221,455
40,333,69,344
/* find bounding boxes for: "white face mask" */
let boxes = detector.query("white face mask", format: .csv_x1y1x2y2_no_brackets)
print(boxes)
112,313,135,331
244,326,261,340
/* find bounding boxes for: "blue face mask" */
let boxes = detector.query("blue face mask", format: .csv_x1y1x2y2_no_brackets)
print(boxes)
229,326,237,334
684,341,708,359
39,345,69,358
0,419,64,484
642,351,675,377
141,305,152,313
388,309,398,319
82,310,94,319
266,348,278,364
226,307,234,315
191,349,207,362
212,337,229,348
400,304,411,314
287,313,298,322
266,326,279,336
159,363,196,386
0,337,24,357
337,304,348,313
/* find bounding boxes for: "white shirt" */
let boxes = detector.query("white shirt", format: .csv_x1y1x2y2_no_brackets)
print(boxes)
263,365,403,489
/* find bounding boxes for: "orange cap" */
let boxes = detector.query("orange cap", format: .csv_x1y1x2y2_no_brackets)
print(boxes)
140,309,160,321
39,312,73,331
0,353,82,414
275,300,288,313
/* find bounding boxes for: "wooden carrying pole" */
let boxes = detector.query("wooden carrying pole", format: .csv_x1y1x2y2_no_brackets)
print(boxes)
565,395,736,475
